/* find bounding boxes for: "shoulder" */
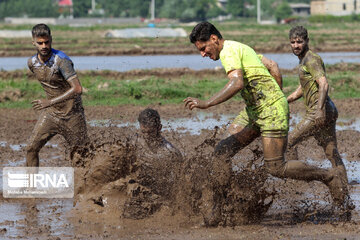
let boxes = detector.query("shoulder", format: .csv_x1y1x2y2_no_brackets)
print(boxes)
52,49,72,61
162,139,183,160
303,50,323,65
27,54,37,66
220,40,243,62
53,49,75,72
52,49,74,67
27,54,39,70
222,40,244,53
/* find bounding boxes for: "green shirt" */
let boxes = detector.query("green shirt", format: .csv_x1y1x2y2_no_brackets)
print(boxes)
219,40,284,112
298,50,327,113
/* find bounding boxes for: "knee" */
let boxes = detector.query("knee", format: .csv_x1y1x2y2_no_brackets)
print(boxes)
285,146,298,161
26,144,38,154
264,156,286,178
287,136,295,149
228,124,240,136
324,143,337,157
214,135,241,159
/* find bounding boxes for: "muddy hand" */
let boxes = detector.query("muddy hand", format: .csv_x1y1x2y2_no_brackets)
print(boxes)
183,97,208,110
314,108,326,126
31,99,51,110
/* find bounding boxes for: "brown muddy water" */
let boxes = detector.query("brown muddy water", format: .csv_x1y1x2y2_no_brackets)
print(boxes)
0,101,360,239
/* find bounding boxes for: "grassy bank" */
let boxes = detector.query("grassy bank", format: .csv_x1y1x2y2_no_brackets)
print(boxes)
1,63,359,109
2,20,360,57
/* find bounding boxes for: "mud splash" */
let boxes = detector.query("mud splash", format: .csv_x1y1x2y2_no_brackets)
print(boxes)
70,127,273,226
1,101,359,239
88,112,360,135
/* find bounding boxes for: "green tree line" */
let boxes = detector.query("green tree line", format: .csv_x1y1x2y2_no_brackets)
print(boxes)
0,0,311,21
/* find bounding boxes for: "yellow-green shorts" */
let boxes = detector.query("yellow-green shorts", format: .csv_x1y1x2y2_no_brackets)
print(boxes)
232,97,289,138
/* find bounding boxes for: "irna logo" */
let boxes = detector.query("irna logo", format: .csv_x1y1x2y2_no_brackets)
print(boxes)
3,167,74,198
7,172,69,188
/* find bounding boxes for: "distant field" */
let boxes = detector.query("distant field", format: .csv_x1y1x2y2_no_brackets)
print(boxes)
0,63,359,108
1,20,360,57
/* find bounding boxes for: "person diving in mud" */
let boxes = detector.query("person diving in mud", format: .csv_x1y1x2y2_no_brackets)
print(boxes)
26,24,88,167
135,108,183,198
286,26,350,206
183,21,349,227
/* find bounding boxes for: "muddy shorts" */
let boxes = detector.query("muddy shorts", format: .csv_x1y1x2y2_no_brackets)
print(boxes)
27,110,88,151
288,100,338,148
232,97,289,138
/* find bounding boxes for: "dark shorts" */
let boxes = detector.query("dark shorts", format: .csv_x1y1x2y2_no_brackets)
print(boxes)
27,110,88,151
288,100,338,148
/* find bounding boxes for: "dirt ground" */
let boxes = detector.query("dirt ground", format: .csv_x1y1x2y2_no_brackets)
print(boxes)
0,99,360,239
2,27,360,57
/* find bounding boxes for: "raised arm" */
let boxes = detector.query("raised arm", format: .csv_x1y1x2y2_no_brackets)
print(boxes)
261,55,283,89
287,84,303,103
314,75,329,125
31,75,82,110
307,55,328,125
183,69,244,110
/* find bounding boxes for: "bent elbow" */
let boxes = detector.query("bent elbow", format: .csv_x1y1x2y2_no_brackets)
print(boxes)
272,60,279,68
235,81,244,92
74,86,83,95
78,86,83,95
320,81,329,92
324,81,329,89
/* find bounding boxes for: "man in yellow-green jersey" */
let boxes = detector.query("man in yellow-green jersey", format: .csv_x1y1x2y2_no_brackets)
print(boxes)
183,21,347,227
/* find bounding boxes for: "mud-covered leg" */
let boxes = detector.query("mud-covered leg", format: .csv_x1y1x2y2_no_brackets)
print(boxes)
26,112,57,167
61,111,89,164
315,120,352,209
203,125,260,227
287,118,316,160
263,136,349,207
264,137,331,181
316,119,346,168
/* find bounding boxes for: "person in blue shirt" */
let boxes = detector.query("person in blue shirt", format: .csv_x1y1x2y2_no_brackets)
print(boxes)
26,23,88,167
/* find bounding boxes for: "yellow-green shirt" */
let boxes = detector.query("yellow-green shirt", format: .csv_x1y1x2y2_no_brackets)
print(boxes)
219,40,284,112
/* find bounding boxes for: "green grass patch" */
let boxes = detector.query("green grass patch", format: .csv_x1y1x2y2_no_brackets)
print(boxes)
1,67,359,109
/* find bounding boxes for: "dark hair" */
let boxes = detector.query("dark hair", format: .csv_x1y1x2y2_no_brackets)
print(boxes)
289,26,308,40
189,21,222,43
32,23,51,38
138,108,161,127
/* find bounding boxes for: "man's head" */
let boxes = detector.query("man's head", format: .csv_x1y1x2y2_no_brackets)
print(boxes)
289,26,309,57
189,21,223,61
138,108,162,140
32,24,52,59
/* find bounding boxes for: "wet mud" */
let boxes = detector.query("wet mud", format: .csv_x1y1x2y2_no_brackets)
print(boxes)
0,99,360,239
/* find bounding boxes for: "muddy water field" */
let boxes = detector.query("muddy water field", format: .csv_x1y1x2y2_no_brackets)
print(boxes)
0,97,360,239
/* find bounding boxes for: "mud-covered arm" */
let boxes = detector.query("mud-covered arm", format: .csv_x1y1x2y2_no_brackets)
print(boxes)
183,69,244,110
307,56,328,124
314,76,328,124
170,147,183,163
261,56,283,89
316,76,328,111
31,76,83,110
27,58,34,73
287,84,303,103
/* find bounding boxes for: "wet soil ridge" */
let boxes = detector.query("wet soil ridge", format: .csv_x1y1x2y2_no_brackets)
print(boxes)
72,127,273,226
2,62,360,80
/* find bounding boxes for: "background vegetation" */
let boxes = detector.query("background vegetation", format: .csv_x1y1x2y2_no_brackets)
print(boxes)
1,63,359,108
2,20,360,57
0,0,313,22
